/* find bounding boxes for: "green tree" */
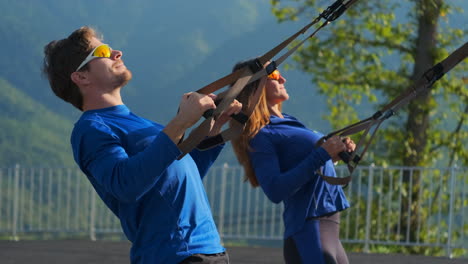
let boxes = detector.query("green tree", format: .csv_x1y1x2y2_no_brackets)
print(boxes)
271,0,467,254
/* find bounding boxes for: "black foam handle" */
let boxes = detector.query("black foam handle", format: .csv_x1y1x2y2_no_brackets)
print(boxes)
231,112,249,124
339,152,350,163
197,134,224,150
339,151,361,164
203,109,214,119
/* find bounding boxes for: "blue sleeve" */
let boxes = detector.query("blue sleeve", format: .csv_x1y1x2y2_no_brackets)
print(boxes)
72,120,181,203
249,132,331,204
190,144,224,179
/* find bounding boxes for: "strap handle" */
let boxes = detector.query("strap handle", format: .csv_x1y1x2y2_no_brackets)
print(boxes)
196,77,267,151
177,0,360,158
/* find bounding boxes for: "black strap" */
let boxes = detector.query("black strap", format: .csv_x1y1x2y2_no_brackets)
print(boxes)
177,0,360,158
319,41,467,185
197,77,266,151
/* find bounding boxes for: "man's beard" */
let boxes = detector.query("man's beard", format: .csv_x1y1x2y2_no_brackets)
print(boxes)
113,69,133,89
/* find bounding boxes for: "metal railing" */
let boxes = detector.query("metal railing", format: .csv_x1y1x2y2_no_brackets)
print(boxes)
0,164,466,258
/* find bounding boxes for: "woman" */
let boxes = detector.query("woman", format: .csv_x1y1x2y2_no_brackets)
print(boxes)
231,59,354,264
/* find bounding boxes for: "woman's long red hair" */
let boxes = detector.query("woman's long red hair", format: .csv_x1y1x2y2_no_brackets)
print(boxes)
230,59,281,187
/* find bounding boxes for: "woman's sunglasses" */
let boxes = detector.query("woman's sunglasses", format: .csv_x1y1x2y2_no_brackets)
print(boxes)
76,44,112,71
267,69,282,81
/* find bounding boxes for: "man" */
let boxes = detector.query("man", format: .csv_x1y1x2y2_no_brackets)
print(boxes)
42,26,240,264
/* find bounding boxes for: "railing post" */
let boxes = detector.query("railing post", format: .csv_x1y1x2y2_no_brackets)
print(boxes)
446,165,456,258
218,163,228,239
89,186,96,241
12,164,20,241
364,164,374,253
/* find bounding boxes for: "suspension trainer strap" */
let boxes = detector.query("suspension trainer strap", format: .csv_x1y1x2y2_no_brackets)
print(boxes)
177,67,254,156
177,21,320,159
196,76,267,151
320,41,468,185
177,0,360,158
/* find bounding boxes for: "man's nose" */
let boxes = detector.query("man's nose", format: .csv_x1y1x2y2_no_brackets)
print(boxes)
111,50,122,60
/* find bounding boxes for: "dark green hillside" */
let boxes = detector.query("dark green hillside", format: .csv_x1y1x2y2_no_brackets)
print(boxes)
0,79,75,167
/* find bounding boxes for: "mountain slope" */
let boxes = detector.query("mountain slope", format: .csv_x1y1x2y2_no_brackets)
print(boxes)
0,79,75,167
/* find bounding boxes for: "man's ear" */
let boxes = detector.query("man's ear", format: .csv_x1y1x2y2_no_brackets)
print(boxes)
71,71,90,86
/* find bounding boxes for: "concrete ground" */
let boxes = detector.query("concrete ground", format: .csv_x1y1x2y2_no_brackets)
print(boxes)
0,240,467,264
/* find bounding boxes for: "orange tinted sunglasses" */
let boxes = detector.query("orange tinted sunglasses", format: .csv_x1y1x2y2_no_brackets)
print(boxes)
267,69,281,81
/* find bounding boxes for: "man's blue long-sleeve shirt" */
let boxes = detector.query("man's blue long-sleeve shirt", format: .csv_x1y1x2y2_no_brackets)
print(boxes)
71,105,224,264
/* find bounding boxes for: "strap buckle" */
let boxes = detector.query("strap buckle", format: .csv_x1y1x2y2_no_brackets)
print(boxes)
265,61,278,75
320,0,347,22
249,59,263,73
423,62,444,86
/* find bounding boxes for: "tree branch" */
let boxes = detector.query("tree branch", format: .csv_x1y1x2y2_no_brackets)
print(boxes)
347,35,413,54
430,103,468,153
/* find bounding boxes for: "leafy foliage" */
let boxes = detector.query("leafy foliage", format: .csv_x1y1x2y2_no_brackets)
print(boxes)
270,0,467,167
